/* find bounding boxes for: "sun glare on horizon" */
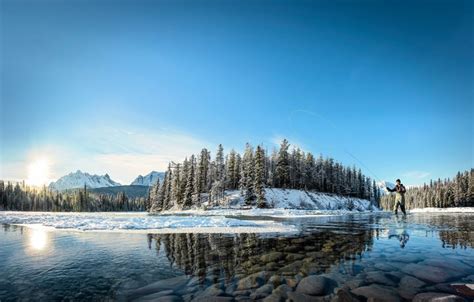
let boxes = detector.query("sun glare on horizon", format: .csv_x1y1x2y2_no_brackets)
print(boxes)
26,158,51,186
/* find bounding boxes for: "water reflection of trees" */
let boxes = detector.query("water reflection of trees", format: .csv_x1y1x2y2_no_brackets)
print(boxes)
439,230,473,249
147,228,374,283
409,214,474,249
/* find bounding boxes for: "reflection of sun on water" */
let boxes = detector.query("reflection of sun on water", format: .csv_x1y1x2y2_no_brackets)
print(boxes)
28,228,49,251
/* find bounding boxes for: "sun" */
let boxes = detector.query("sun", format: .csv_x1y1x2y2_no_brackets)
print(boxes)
26,158,51,186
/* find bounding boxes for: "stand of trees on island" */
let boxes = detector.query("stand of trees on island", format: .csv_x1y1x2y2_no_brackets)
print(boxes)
0,183,146,212
148,139,381,212
380,169,474,210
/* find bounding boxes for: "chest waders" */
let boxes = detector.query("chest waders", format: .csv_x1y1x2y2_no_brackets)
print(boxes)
394,192,406,215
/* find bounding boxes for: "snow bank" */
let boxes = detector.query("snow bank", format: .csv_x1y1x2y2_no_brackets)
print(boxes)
409,207,474,213
0,212,297,234
203,188,378,212
163,208,378,218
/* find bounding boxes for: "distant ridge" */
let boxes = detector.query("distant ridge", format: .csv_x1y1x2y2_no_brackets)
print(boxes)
130,171,165,186
49,170,121,191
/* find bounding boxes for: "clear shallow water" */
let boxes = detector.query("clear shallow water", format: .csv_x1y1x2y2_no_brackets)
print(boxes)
0,213,473,301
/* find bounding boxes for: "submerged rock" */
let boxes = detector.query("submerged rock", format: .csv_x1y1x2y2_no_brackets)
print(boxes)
250,284,273,299
351,284,400,302
333,288,362,302
261,252,285,263
194,284,226,298
296,275,337,296
401,263,465,283
263,293,284,302
134,290,174,301
154,295,183,302
127,276,189,300
272,284,293,299
412,292,465,302
287,291,330,302
396,275,426,300
192,297,234,302
365,271,398,287
237,272,269,290
419,258,472,274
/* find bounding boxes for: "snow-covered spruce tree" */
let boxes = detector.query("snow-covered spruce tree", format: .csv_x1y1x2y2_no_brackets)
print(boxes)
193,148,211,204
210,144,225,205
179,158,189,208
267,148,278,187
241,143,255,205
216,144,225,183
275,139,290,188
171,163,182,208
148,179,160,211
225,150,237,190
163,164,172,210
235,153,242,190
254,145,267,208
304,152,315,190
183,155,195,208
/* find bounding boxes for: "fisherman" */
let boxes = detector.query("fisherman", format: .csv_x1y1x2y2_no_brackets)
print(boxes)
386,179,407,215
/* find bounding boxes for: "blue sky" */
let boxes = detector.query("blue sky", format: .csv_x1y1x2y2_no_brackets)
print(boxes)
1,0,472,185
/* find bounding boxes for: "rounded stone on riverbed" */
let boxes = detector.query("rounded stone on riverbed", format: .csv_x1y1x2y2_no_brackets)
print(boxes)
296,275,337,296
261,252,285,263
153,295,183,302
272,284,293,299
237,272,269,290
351,284,400,302
250,284,273,299
412,292,465,302
401,263,465,283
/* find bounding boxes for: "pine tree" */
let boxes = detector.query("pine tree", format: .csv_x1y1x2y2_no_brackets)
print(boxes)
216,144,225,182
241,143,255,204
184,155,195,208
171,163,182,207
275,139,290,188
148,179,160,211
163,164,172,210
226,150,236,190
254,145,267,208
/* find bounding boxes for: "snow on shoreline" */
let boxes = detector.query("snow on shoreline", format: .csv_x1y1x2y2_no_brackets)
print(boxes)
0,211,298,234
196,188,379,212
409,207,474,213
161,208,379,218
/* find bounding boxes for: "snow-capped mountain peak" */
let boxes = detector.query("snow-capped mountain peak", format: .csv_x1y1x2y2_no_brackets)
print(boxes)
49,170,121,191
130,171,165,186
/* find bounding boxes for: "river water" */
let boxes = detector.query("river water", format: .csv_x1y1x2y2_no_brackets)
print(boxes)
0,213,473,301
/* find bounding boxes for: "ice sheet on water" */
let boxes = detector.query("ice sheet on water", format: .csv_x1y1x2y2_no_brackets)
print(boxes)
0,211,295,233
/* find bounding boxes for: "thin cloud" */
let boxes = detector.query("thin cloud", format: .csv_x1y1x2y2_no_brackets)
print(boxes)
402,170,430,179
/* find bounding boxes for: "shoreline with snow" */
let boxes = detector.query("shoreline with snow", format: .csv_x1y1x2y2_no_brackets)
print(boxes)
0,211,299,234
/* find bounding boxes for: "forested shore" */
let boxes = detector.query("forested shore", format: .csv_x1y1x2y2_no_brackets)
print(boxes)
0,183,147,211
380,169,474,210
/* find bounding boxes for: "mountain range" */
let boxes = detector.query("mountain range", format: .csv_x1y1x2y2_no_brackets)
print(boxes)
49,170,164,191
